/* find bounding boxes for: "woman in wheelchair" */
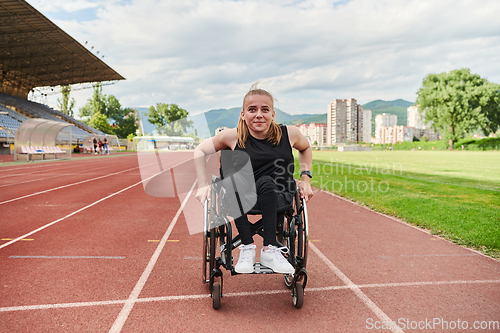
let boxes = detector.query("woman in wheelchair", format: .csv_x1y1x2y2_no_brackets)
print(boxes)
194,84,313,275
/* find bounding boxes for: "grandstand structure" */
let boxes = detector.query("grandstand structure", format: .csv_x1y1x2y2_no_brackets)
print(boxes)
0,0,125,155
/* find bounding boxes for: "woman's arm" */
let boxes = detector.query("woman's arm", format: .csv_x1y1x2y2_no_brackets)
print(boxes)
194,128,237,203
287,126,314,202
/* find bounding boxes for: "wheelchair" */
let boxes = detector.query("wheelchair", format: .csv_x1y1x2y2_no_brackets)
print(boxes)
202,152,309,309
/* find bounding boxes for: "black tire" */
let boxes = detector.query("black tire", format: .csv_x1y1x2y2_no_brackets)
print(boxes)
209,226,217,290
224,221,233,270
294,190,308,268
212,282,221,309
203,200,209,284
203,230,209,283
284,210,296,266
294,191,303,259
208,190,218,290
283,191,303,289
293,282,304,309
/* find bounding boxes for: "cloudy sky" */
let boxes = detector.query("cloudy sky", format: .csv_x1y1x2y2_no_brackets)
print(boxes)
27,0,500,116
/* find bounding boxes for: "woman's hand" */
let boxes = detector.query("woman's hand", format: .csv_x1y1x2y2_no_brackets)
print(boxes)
195,184,210,204
299,179,314,202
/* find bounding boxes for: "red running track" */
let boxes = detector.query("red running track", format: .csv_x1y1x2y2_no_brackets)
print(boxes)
0,152,499,332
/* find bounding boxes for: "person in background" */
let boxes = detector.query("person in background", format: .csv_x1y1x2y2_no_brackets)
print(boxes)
102,137,109,155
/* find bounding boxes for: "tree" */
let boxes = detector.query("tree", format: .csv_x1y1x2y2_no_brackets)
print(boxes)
76,83,140,138
88,112,114,135
148,103,192,136
416,68,500,149
114,108,139,138
79,82,106,119
104,95,122,121
78,83,133,137
57,85,75,117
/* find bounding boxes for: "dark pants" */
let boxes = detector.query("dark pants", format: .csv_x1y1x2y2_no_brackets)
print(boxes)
234,175,278,247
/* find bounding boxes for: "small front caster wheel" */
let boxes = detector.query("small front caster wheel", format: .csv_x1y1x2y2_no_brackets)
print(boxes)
212,282,221,309
293,282,304,308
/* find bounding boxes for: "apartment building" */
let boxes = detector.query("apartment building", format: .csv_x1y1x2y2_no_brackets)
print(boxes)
375,113,398,140
407,105,434,129
407,105,440,141
297,123,327,146
414,127,440,141
375,106,440,144
327,98,366,145
378,125,415,144
362,109,372,143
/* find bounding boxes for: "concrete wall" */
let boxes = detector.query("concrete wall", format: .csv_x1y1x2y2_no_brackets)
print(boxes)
338,145,372,152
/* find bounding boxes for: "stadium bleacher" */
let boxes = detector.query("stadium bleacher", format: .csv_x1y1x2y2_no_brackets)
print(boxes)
0,92,104,145
0,0,124,156
0,117,19,139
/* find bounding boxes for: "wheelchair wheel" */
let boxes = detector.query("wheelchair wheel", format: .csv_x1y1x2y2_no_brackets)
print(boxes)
208,222,218,290
282,213,295,288
212,282,221,309
203,198,218,285
293,282,304,308
204,185,219,289
218,219,232,271
293,190,308,267
283,190,308,289
203,200,210,283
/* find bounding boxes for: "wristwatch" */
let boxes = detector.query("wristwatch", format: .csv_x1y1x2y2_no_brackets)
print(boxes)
300,170,312,179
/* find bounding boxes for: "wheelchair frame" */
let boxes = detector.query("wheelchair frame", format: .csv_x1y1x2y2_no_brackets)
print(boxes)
203,175,309,309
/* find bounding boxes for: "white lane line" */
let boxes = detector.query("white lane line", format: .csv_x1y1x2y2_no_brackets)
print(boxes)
309,241,404,333
357,279,500,289
0,157,111,175
0,300,126,312
0,174,76,188
0,165,109,188
0,158,184,250
400,254,478,257
1,279,498,313
319,189,500,263
0,177,147,250
0,162,71,173
9,256,126,259
0,160,101,179
0,167,71,179
0,165,140,205
108,180,197,333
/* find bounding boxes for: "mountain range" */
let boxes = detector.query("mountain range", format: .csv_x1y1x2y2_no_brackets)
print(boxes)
363,99,414,126
133,99,414,137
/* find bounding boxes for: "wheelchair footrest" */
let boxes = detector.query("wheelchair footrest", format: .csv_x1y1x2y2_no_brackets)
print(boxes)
252,262,277,274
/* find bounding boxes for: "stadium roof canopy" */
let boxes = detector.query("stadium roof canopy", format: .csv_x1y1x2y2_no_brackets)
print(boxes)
0,0,125,98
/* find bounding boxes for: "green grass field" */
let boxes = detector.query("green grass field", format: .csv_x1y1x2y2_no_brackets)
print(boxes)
294,150,500,259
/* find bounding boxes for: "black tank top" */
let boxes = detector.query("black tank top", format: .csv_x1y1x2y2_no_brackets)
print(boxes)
221,125,295,194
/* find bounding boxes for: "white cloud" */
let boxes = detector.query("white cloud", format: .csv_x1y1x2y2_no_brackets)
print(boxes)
27,0,500,115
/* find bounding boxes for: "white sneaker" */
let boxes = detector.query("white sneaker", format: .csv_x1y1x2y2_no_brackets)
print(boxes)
234,244,256,273
260,245,294,274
